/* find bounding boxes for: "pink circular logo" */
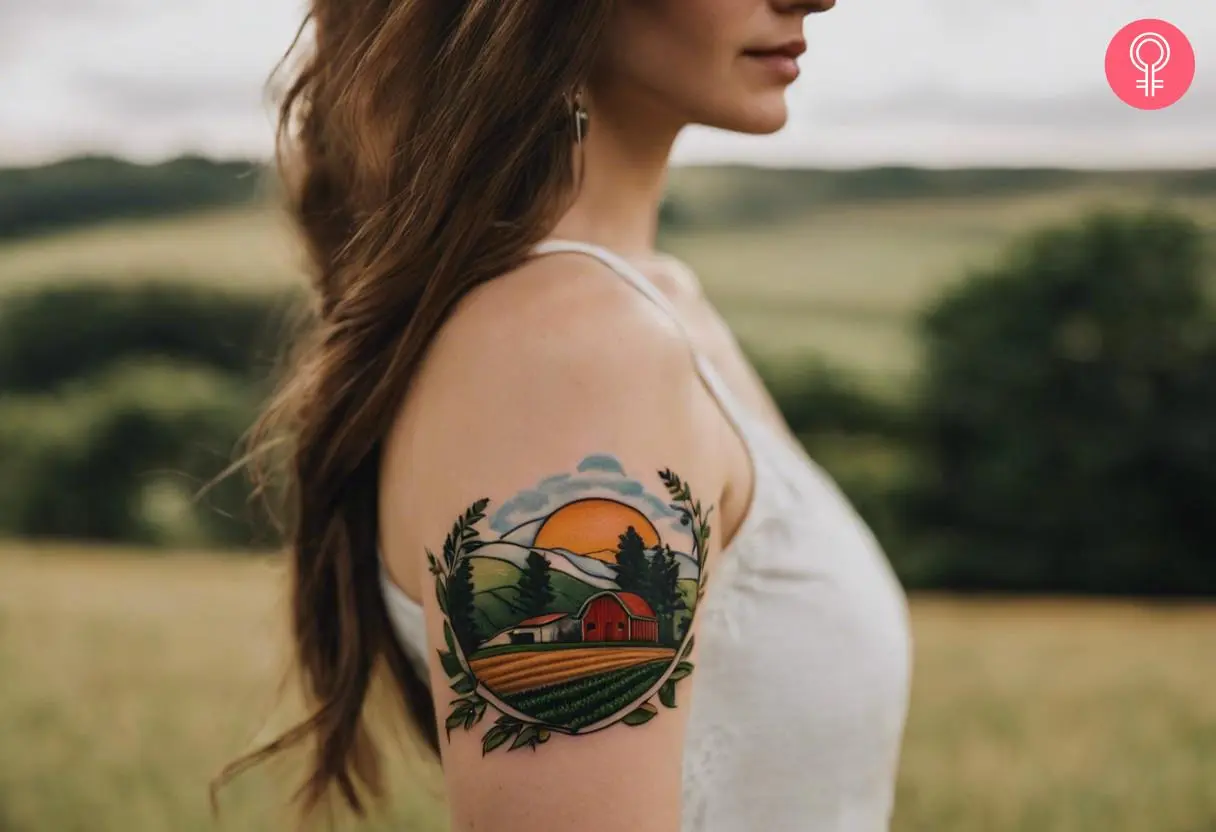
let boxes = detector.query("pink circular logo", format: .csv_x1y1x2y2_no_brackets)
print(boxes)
1106,19,1195,110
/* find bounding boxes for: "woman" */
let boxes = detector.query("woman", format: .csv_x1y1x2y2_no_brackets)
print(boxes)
222,1,912,830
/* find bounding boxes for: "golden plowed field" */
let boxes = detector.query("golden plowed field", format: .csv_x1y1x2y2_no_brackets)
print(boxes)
470,647,677,694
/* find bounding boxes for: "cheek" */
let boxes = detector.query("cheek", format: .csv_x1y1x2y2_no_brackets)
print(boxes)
605,0,739,97
601,0,788,132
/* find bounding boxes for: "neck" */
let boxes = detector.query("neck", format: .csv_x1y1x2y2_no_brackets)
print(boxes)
549,88,682,257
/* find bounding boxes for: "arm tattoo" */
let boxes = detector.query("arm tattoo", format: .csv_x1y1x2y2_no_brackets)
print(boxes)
427,454,711,754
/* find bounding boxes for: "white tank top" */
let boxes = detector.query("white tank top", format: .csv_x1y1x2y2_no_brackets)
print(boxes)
380,239,913,831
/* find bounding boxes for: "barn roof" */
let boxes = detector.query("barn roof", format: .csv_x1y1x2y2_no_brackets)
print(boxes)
615,591,656,620
515,613,568,627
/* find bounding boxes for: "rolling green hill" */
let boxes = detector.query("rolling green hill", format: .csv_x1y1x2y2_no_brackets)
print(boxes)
3,159,1214,389
468,556,600,638
7,156,1212,246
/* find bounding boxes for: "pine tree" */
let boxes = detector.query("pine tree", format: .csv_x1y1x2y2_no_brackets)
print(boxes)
647,544,686,644
613,526,651,599
518,551,555,618
447,557,480,654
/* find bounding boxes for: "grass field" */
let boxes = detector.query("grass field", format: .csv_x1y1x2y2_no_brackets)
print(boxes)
469,645,676,694
3,185,1212,390
1,544,1213,831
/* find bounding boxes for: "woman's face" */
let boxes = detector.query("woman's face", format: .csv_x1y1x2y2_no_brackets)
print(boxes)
596,0,837,135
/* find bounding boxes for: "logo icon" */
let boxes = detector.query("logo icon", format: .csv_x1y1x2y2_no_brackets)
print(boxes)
1106,19,1195,110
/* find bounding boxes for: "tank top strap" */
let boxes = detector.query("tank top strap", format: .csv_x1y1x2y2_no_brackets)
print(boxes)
532,238,682,322
530,238,756,437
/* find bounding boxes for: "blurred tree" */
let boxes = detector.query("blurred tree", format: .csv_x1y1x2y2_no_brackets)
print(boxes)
0,155,267,240
0,281,304,393
901,208,1216,594
0,361,269,547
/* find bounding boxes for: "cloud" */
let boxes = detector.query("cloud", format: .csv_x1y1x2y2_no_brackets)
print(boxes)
71,71,266,120
0,1,129,61
577,454,626,475
5,0,1214,165
0,0,113,26
489,454,680,535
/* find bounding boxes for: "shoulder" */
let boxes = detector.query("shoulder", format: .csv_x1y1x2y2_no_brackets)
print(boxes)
381,250,726,536
645,254,705,303
413,250,696,420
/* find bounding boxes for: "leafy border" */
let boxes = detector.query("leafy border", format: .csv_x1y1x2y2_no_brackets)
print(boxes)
432,469,708,754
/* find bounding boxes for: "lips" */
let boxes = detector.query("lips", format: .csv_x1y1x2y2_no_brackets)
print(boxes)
741,39,806,83
742,40,807,60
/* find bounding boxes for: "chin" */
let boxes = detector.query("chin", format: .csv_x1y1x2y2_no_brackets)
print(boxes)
708,96,790,135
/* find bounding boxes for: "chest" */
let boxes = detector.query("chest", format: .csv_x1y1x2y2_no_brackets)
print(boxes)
683,444,913,817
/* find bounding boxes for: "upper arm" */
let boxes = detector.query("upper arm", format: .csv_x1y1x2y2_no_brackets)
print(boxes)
380,264,726,831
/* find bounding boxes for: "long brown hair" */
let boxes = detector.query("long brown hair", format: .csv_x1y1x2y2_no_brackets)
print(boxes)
214,0,614,821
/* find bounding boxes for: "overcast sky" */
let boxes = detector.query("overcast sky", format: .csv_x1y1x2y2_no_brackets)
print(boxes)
1,1,1213,168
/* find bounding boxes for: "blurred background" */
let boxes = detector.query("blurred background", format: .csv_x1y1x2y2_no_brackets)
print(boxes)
1,2,1214,831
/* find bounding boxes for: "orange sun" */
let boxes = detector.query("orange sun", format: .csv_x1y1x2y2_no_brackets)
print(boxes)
532,498,660,562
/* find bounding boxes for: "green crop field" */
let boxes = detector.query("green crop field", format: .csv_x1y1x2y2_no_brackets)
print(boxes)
497,660,670,730
1,544,1213,832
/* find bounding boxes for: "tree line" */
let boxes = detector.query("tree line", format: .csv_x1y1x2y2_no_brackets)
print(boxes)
1,207,1212,595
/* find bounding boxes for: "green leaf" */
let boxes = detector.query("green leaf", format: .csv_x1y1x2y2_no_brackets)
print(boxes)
464,708,477,729
510,725,540,751
537,728,551,743
482,726,513,754
659,681,677,708
443,621,458,658
481,718,522,755
450,674,476,694
473,700,488,725
445,700,473,737
680,636,695,660
622,703,658,726
438,649,463,679
445,711,468,736
669,661,694,682
435,579,449,615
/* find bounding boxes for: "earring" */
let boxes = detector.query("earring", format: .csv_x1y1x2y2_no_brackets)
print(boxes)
571,91,590,144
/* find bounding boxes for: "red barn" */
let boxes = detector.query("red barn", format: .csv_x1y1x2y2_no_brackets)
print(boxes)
577,591,659,642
